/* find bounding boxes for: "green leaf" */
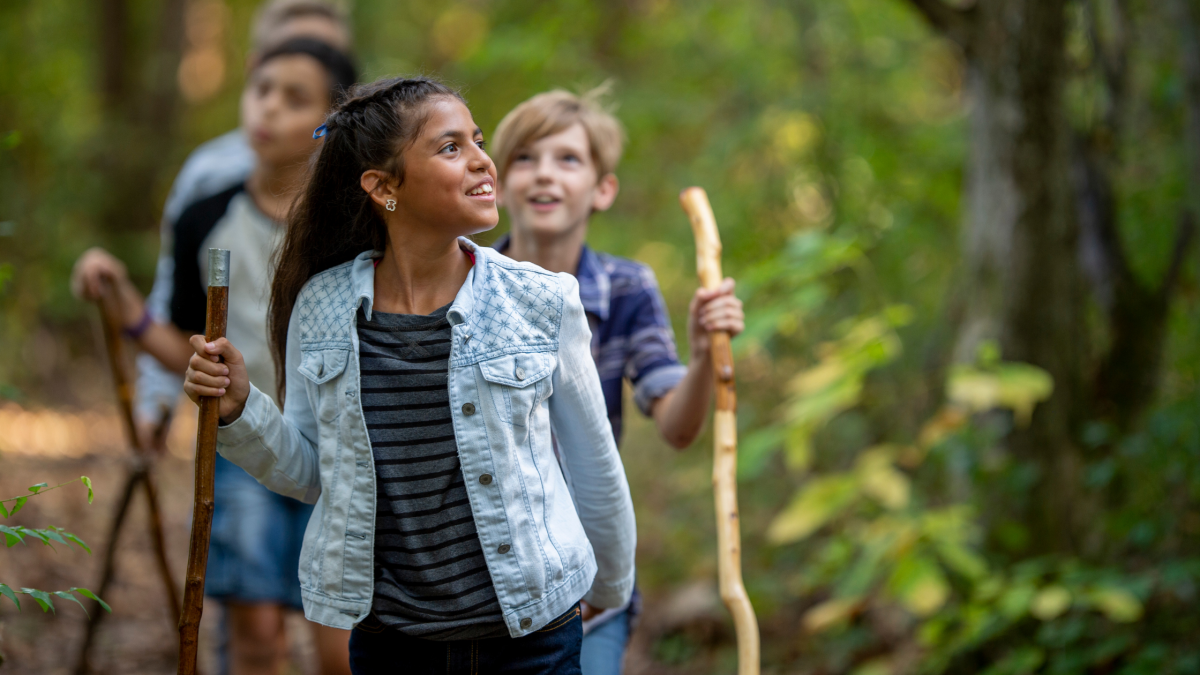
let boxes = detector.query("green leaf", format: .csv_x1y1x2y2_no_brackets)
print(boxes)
27,482,48,494
999,584,1037,619
53,590,89,616
802,596,862,634
63,532,92,554
72,587,112,613
0,582,20,609
0,524,25,546
10,496,27,516
0,500,8,519
37,528,69,548
21,528,49,546
1090,587,1143,623
856,448,910,510
1030,585,1072,621
947,362,1054,427
20,588,54,613
767,474,859,544
80,476,94,503
887,553,950,616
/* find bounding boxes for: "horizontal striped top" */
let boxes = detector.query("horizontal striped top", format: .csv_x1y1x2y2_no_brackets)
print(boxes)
357,304,506,640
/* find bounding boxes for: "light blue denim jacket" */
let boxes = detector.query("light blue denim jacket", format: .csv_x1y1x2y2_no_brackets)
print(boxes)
215,238,637,635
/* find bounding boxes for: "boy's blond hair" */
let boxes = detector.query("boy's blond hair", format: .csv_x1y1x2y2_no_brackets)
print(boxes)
491,85,625,181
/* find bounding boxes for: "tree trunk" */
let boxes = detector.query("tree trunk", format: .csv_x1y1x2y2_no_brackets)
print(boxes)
94,0,187,236
948,0,1085,553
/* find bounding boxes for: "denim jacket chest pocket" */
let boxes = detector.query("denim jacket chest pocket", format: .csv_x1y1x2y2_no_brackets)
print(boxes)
298,347,350,423
478,351,555,444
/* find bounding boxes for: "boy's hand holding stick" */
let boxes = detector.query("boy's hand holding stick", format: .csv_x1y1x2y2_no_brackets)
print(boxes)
679,188,760,675
178,249,230,675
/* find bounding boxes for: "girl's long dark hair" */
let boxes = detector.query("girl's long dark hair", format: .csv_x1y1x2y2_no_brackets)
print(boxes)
269,76,464,400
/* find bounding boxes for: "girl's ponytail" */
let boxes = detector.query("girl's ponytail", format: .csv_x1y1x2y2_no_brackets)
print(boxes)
268,76,464,401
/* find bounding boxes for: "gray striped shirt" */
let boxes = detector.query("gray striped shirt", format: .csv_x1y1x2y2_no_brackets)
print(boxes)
357,304,506,640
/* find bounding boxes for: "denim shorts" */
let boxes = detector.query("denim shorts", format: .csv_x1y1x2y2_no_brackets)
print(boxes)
349,604,582,675
205,454,312,608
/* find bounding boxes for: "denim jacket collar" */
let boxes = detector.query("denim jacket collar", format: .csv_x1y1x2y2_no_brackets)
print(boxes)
348,236,484,325
491,233,610,321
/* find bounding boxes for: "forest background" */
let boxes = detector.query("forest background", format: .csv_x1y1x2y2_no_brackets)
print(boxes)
1,0,1199,673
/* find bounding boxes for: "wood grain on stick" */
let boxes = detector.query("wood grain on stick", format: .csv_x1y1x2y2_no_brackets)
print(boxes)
178,249,229,675
679,187,760,675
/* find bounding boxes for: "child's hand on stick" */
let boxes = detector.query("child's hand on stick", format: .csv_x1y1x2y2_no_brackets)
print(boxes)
71,247,129,301
184,335,250,424
687,277,744,360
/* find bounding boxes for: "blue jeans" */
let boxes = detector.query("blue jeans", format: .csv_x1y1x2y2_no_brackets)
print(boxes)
580,608,631,675
349,605,582,675
205,454,312,607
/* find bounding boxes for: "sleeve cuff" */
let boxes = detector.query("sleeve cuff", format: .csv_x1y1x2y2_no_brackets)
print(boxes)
216,384,269,447
633,364,688,416
583,571,636,609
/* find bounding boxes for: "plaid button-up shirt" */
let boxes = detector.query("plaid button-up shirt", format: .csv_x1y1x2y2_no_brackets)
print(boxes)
493,235,688,445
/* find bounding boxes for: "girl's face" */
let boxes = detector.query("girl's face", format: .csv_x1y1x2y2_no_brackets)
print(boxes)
241,54,330,168
392,97,498,235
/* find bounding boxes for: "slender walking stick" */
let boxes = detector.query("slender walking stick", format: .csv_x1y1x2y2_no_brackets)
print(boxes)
97,282,182,620
75,283,181,675
679,187,760,675
178,249,230,675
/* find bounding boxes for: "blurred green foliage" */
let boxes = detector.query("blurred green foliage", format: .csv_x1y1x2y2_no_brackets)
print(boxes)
1,0,1198,672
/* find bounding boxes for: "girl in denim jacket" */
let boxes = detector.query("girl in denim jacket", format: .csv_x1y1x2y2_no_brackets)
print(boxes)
183,76,636,675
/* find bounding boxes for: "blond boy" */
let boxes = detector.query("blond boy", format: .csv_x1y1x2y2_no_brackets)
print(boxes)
491,89,744,675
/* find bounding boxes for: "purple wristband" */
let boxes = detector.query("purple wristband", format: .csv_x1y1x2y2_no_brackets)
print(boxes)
123,308,153,340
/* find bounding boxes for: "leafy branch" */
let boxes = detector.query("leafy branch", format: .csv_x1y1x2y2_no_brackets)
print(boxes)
1,476,109,616
0,583,111,616
0,475,94,518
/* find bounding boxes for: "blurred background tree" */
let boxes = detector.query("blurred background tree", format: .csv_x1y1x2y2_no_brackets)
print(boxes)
1,0,1198,672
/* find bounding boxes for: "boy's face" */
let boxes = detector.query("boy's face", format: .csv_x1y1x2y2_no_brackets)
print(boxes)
498,123,618,241
240,54,329,168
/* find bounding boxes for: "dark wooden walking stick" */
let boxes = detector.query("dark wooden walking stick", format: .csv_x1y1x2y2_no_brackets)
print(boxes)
178,249,229,675
679,187,760,675
74,281,181,675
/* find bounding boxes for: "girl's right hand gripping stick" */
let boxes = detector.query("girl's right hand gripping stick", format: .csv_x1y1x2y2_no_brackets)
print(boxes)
679,188,760,675
178,249,230,675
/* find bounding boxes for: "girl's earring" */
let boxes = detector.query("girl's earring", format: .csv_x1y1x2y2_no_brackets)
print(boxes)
385,199,396,212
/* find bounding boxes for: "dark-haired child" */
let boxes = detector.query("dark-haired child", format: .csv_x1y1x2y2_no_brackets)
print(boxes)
135,0,354,449
182,76,637,675
73,38,358,675
489,89,745,675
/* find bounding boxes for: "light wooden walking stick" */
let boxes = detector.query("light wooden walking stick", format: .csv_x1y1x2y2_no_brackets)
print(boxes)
178,249,230,675
679,187,760,675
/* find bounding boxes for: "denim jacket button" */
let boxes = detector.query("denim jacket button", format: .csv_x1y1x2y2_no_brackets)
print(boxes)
479,473,493,485
498,543,511,554
462,402,476,416
515,367,526,381
519,617,532,629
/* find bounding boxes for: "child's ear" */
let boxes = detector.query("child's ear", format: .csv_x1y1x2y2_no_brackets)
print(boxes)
361,169,398,209
591,173,619,213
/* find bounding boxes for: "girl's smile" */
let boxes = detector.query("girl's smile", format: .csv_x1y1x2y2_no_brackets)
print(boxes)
467,177,495,201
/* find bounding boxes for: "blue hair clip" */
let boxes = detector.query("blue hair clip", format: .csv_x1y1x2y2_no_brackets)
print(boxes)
313,124,327,139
